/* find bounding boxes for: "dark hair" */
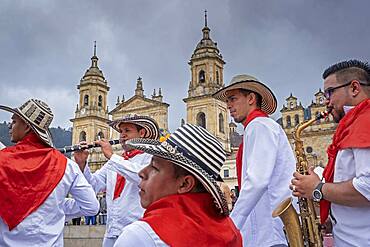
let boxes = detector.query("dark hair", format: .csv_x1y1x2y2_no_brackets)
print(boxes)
322,59,370,85
135,125,144,132
240,89,262,108
173,165,207,193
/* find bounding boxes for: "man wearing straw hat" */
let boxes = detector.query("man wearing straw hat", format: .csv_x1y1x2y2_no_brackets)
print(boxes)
113,123,242,246
0,99,99,246
213,75,296,246
74,115,160,247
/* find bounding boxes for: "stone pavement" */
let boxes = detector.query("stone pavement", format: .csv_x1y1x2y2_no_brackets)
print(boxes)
64,225,105,247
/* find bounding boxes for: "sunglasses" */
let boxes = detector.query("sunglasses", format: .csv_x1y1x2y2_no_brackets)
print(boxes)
324,80,369,100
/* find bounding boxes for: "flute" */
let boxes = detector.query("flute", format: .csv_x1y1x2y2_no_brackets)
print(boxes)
57,139,120,154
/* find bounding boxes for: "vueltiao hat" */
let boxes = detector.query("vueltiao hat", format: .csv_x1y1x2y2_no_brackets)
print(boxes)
109,115,160,140
213,74,277,114
126,123,229,215
0,99,54,147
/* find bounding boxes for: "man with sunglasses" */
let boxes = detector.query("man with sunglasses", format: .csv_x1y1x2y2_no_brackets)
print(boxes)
291,59,370,246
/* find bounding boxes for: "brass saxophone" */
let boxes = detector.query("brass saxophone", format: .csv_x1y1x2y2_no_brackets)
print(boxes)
272,111,330,247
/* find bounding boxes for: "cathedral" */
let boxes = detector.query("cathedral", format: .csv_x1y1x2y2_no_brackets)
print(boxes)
70,13,336,191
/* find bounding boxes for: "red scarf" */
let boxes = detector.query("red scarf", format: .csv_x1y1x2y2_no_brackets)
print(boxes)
0,132,67,230
320,99,370,224
236,109,268,188
142,193,242,247
113,149,144,200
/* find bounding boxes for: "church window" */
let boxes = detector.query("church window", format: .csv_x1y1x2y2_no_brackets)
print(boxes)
224,169,229,178
84,95,89,106
219,113,225,133
216,71,220,84
98,95,103,107
199,70,205,83
286,116,291,127
294,114,299,126
97,131,104,140
196,112,206,128
316,111,321,124
79,131,87,142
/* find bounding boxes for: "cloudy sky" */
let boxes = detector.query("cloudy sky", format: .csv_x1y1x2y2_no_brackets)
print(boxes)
1,0,369,132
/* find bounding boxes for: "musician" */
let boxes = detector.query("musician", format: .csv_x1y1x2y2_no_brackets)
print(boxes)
73,115,159,247
0,99,99,246
291,60,370,246
114,124,242,246
213,75,296,246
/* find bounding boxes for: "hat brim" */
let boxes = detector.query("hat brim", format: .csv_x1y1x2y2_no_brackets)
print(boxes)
126,138,229,215
213,80,277,115
108,117,160,140
0,105,54,147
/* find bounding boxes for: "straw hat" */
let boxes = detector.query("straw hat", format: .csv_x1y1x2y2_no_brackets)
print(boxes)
109,115,160,140
0,99,54,146
213,74,277,114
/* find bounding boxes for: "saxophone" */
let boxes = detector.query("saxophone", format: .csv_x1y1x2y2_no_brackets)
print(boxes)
272,111,329,247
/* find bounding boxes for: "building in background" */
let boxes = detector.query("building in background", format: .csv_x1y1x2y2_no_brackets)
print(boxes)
70,13,336,192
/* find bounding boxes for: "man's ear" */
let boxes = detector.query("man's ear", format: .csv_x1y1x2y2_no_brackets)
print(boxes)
139,128,147,138
351,80,361,97
177,175,196,194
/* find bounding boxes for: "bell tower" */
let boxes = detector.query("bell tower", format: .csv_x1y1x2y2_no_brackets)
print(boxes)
183,11,230,151
70,42,110,145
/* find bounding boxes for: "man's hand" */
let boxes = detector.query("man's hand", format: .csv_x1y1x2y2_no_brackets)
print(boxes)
73,141,89,172
290,166,321,198
95,139,113,159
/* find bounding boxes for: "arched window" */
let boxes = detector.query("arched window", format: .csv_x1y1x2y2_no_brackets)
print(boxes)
286,116,291,128
79,131,86,142
294,114,299,126
98,95,103,107
216,71,220,84
97,131,104,140
84,95,89,106
199,70,205,83
219,113,224,133
316,111,321,124
224,169,229,178
196,112,206,128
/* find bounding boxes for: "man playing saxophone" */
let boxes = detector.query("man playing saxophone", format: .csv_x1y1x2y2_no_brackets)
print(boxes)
291,59,370,246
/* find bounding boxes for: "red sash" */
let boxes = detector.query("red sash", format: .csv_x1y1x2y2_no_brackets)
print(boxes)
142,193,242,247
113,149,143,200
320,99,370,224
0,132,67,230
236,109,268,188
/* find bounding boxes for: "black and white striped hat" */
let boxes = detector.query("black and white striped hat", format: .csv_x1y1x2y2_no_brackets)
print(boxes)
126,123,229,215
213,74,277,115
109,115,160,140
0,99,54,147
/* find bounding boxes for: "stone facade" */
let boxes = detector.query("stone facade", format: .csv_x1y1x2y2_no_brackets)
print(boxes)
280,90,337,168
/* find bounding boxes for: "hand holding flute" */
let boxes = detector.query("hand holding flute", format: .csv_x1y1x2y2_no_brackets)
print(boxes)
62,139,120,172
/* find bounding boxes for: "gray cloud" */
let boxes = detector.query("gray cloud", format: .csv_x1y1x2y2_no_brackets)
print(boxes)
0,0,369,131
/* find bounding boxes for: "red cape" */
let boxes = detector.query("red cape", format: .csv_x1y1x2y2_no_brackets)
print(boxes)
0,132,67,230
321,99,370,223
142,193,242,247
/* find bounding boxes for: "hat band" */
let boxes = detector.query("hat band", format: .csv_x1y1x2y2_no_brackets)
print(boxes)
165,138,219,180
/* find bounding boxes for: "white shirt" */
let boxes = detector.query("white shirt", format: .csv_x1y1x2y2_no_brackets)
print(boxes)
230,117,295,246
331,148,370,247
83,153,152,238
0,158,99,247
114,221,168,247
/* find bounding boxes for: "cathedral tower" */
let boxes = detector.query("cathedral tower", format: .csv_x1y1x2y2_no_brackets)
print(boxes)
183,11,230,151
70,42,110,145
